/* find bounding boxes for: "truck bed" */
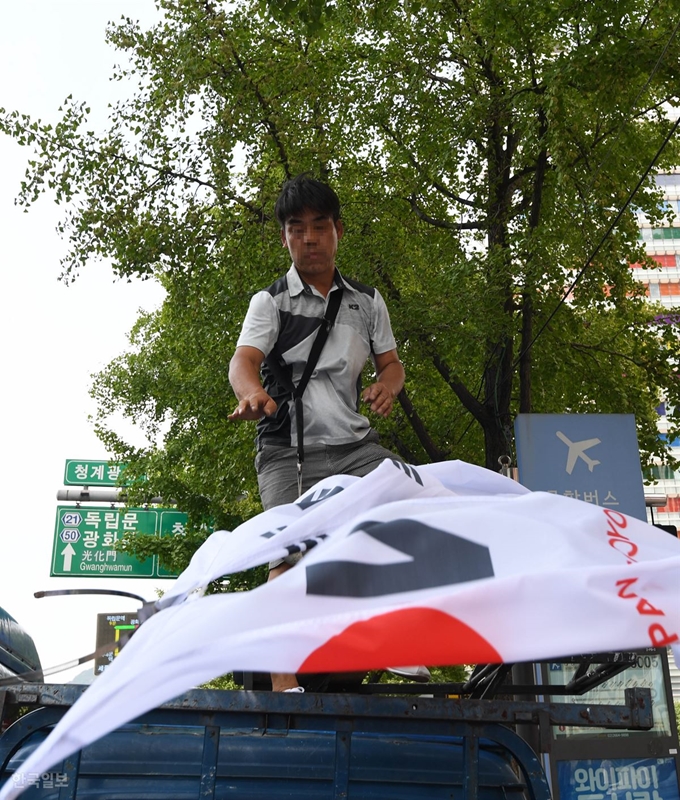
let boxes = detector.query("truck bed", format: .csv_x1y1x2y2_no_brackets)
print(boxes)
0,683,652,800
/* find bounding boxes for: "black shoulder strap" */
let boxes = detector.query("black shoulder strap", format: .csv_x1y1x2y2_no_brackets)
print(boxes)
293,286,343,399
263,286,343,399
294,286,343,478
263,285,344,493
262,349,295,394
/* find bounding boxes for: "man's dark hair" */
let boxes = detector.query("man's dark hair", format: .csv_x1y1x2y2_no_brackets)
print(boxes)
274,174,341,227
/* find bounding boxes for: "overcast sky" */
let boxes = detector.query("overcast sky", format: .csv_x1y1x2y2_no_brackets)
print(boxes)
0,2,169,680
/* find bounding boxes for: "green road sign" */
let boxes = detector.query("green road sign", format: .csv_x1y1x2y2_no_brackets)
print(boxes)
157,511,187,578
51,506,184,579
63,460,128,487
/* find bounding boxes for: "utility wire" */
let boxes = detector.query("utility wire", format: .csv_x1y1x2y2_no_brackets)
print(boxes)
456,10,680,452
512,12,680,367
513,112,680,370
570,12,680,208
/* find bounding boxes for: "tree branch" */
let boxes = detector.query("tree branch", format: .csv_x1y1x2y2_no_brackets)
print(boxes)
396,390,450,462
372,257,488,428
4,113,270,222
201,0,292,180
570,342,646,368
408,194,485,230
378,121,480,209
429,350,490,423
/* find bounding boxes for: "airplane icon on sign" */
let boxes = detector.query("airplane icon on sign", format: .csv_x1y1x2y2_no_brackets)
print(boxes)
556,431,601,474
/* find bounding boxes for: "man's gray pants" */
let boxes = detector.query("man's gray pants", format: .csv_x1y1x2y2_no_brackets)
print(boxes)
255,429,401,569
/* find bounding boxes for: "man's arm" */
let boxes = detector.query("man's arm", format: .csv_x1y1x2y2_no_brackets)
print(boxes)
362,349,405,418
228,346,278,420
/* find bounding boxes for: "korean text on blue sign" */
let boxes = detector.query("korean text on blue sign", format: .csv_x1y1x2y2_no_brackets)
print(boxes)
558,758,679,800
514,414,647,521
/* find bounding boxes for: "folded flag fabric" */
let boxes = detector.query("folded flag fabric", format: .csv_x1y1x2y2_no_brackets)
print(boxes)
1,459,678,800
158,458,528,609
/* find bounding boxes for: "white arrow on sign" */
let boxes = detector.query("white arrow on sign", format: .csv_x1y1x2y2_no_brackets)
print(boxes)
61,543,76,572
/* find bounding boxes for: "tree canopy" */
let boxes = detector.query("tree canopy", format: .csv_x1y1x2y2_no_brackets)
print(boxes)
2,0,680,566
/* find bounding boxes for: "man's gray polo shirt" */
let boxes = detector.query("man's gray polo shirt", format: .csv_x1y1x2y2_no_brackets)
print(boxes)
236,264,397,447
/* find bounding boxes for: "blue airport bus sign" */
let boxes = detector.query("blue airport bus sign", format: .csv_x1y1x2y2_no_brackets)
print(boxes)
514,414,646,521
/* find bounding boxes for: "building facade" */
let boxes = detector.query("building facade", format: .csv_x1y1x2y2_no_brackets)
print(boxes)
633,172,680,533
632,172,680,703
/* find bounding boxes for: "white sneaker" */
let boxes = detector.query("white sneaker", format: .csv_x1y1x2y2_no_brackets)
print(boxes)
283,686,305,693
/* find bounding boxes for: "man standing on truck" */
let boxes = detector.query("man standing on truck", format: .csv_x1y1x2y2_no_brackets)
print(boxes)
228,173,405,691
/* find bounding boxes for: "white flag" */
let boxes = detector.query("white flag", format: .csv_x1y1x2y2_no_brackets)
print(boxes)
158,458,528,608
1,461,678,800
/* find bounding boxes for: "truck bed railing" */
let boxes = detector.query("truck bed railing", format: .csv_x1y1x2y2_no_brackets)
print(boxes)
0,684,652,800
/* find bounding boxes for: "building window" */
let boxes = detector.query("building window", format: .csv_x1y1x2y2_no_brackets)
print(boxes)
646,465,675,481
660,282,680,296
653,254,677,267
651,228,680,240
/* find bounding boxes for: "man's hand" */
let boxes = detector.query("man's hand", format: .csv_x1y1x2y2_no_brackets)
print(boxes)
228,390,277,421
363,349,404,417
229,345,277,421
362,382,395,418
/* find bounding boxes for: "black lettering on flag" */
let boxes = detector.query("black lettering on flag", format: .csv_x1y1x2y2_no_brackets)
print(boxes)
286,535,329,556
305,519,494,598
260,525,286,540
390,460,423,486
297,485,345,510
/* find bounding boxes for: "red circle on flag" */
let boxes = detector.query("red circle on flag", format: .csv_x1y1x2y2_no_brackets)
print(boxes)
299,607,502,672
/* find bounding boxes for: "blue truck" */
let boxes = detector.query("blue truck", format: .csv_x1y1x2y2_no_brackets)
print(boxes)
0,659,653,799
